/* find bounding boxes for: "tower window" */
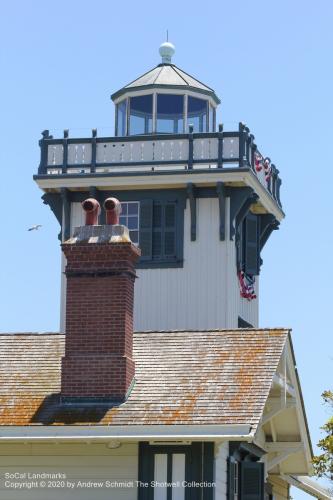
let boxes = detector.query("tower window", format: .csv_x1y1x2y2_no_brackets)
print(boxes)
140,200,178,262
156,94,184,133
129,95,153,135
188,96,208,132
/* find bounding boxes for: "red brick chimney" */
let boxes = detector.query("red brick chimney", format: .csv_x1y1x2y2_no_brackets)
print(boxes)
61,198,140,402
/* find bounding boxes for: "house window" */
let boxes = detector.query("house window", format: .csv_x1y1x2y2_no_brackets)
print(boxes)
138,443,214,500
100,190,186,269
119,201,140,245
153,453,186,500
234,461,239,500
139,199,184,267
228,456,264,500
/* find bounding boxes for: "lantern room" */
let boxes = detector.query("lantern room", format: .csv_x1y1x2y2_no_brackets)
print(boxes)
111,42,220,136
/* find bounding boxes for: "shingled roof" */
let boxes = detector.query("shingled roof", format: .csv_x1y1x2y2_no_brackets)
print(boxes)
0,329,288,428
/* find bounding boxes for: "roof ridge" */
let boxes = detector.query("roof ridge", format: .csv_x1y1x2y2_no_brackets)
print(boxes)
172,64,214,92
170,65,191,86
152,65,165,85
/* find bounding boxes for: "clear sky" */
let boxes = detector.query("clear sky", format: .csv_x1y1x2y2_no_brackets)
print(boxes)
1,1,332,497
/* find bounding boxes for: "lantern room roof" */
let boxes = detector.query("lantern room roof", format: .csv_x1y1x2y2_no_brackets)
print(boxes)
111,42,220,104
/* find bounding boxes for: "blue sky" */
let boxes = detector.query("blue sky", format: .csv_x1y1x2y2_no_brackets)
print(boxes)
1,1,332,497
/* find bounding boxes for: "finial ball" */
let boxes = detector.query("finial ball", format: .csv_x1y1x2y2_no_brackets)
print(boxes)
159,41,175,64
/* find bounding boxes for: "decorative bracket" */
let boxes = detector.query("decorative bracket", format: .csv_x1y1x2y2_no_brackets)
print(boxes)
60,188,71,241
260,214,280,250
216,182,225,241
228,187,259,240
186,183,196,241
42,192,63,241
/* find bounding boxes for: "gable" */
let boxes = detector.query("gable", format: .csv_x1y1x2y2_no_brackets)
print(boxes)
254,336,313,475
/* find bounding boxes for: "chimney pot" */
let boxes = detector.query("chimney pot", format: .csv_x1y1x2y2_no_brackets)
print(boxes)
104,197,122,225
82,198,100,225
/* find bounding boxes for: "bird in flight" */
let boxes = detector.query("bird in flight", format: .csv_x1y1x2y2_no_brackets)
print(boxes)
28,224,42,231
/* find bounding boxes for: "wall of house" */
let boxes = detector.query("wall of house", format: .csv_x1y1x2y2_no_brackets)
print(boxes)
214,441,228,499
0,442,138,500
268,475,290,500
66,198,258,332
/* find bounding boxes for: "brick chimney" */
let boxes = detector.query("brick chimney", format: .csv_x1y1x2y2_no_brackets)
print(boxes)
61,199,140,403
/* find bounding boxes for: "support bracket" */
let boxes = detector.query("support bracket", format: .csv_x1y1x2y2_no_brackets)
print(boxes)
216,182,225,241
60,188,71,241
228,187,258,240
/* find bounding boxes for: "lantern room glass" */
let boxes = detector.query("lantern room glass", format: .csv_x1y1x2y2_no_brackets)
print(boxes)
156,94,184,133
116,100,127,136
209,104,215,132
129,95,153,135
188,96,208,132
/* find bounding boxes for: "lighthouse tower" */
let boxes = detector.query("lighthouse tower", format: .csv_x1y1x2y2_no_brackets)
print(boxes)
35,41,283,331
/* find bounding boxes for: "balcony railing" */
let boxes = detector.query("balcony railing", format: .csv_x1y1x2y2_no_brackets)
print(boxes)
37,123,282,207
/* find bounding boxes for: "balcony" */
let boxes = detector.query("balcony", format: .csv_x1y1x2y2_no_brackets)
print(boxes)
36,123,282,208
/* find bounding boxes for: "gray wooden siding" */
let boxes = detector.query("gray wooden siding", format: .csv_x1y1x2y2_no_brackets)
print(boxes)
66,198,258,331
0,442,138,500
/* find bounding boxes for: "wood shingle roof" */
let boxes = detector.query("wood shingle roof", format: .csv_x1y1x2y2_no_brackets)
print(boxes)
0,329,288,428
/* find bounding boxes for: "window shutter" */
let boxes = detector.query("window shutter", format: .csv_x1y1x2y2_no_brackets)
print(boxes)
236,223,244,271
227,457,236,500
139,200,153,260
164,202,177,258
244,213,259,275
240,461,264,500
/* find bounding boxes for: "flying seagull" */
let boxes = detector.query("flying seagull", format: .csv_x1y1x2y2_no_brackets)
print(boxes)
28,224,42,231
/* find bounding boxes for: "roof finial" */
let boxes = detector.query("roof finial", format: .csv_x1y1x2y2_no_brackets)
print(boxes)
159,38,175,64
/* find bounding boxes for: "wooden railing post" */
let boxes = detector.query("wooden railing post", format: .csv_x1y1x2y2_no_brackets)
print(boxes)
38,130,51,174
188,125,194,169
218,123,223,168
239,122,245,168
91,128,97,173
249,134,255,170
62,129,69,174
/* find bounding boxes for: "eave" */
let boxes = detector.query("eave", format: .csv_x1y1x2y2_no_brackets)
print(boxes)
34,168,285,221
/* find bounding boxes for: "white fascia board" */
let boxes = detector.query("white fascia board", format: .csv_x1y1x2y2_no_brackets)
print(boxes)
244,170,285,221
35,170,284,220
0,424,252,442
283,339,313,472
113,89,217,108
